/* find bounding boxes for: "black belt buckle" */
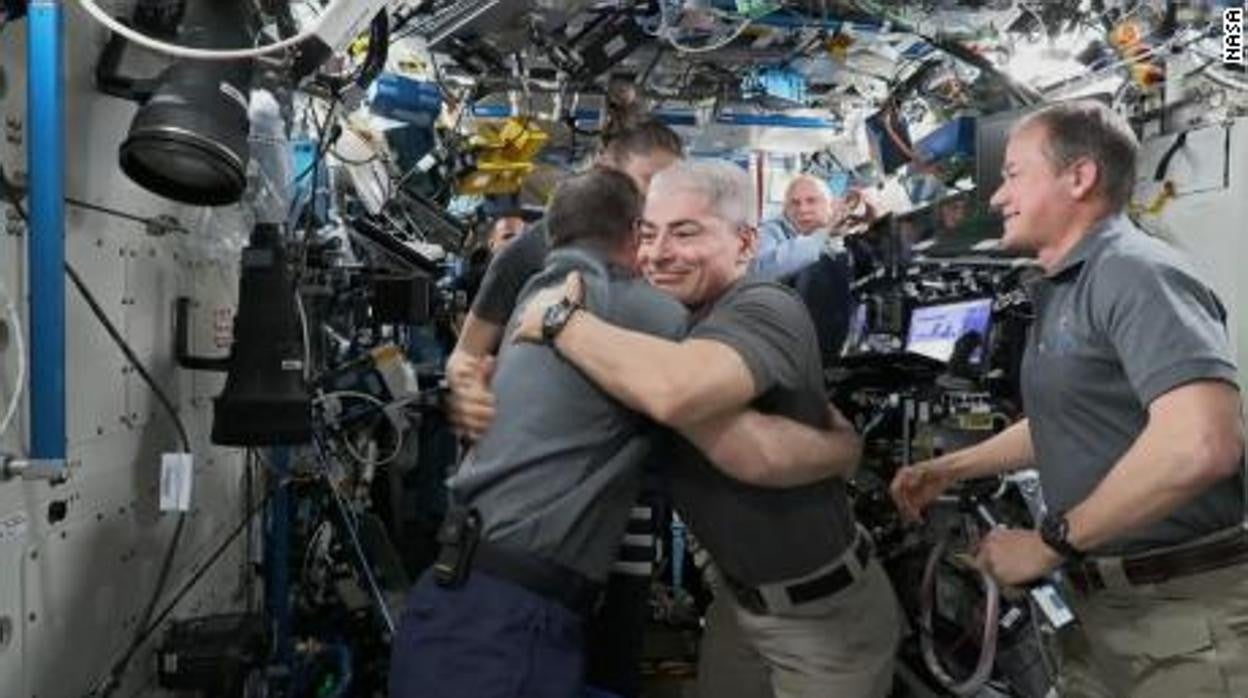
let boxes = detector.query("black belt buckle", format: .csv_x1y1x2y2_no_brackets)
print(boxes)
433,508,481,588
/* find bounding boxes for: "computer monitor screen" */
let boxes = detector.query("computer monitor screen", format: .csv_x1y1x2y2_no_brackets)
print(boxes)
906,298,993,363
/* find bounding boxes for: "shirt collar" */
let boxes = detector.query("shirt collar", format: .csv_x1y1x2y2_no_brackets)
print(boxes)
1046,214,1127,279
548,243,636,279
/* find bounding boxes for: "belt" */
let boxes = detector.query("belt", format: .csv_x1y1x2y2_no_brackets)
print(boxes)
724,534,872,616
1066,528,1248,593
471,541,602,615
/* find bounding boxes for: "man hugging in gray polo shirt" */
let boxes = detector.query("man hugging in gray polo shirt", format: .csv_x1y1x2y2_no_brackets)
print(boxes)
388,168,685,698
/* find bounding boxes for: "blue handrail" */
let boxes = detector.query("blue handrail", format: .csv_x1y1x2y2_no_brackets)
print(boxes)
27,0,66,464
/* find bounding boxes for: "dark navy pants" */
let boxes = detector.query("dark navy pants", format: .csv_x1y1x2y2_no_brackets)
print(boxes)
389,569,586,698
585,570,650,697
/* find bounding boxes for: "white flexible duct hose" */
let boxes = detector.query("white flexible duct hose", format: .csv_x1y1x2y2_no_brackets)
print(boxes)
919,534,1001,696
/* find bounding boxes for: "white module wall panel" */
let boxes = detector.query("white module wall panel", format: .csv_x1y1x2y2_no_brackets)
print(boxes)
1,8,254,698
0,510,27,697
1137,124,1231,197
1136,118,1248,392
66,230,130,446
18,433,252,698
123,241,183,433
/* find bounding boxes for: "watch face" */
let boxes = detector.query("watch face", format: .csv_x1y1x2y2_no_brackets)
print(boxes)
542,300,572,342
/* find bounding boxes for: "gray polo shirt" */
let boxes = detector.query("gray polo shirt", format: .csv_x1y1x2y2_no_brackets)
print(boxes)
451,245,688,581
664,279,859,586
1022,214,1243,555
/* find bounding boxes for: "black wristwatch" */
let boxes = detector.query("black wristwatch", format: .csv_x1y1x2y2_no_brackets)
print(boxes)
1039,512,1084,561
541,297,583,344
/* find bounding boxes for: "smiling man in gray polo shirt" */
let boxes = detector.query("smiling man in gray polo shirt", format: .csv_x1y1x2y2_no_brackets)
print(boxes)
891,100,1246,697
516,159,900,698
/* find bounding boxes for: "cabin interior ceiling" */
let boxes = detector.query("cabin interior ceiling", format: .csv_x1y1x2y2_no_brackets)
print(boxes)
448,0,1246,159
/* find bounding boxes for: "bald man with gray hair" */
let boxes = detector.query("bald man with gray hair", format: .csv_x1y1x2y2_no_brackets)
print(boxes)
515,158,900,698
753,173,849,280
752,173,859,363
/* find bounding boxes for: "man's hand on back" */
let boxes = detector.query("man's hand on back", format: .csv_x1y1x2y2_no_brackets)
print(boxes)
447,354,497,440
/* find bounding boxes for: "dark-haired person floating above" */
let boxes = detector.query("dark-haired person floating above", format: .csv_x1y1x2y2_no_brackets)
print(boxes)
447,118,687,418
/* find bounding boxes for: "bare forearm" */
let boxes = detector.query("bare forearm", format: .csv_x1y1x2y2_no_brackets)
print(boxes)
555,312,752,426
940,419,1034,481
1066,384,1243,552
1066,432,1216,552
446,313,503,439
451,312,503,363
685,411,860,487
555,312,683,418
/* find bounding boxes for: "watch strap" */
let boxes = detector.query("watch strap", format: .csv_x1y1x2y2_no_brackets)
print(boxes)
541,297,582,344
1040,513,1084,561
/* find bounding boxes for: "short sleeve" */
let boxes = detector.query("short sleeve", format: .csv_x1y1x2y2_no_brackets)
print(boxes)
690,283,817,396
470,223,549,324
1094,253,1238,406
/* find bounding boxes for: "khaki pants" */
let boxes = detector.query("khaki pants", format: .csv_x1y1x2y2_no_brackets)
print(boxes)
697,593,774,698
698,558,901,698
1058,561,1248,697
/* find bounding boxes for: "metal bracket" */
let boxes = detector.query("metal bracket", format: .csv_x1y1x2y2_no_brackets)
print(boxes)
1,455,67,483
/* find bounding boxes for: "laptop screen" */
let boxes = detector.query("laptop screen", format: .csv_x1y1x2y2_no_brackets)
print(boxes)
905,298,993,363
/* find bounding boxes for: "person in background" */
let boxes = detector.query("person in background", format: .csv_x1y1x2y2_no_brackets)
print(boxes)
934,194,969,239
753,174,851,281
455,201,536,324
448,119,685,427
755,174,859,363
891,99,1247,697
486,212,525,253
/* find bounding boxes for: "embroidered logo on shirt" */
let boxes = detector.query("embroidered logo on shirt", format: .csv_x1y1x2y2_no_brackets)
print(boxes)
1042,313,1079,355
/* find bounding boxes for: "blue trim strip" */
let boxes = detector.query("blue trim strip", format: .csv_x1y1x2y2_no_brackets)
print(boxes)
470,106,839,130
714,112,838,128
27,0,66,461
